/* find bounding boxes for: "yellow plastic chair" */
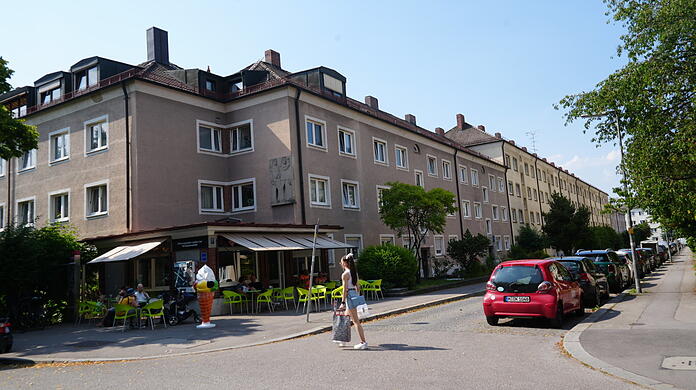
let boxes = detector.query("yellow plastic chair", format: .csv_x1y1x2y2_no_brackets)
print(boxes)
363,279,384,300
279,287,296,310
323,281,337,291
255,289,275,313
358,280,370,298
310,285,327,311
112,303,137,332
296,287,310,313
140,299,167,330
331,286,344,305
222,290,246,314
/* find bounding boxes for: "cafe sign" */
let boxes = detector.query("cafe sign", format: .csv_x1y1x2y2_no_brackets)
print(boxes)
173,236,208,250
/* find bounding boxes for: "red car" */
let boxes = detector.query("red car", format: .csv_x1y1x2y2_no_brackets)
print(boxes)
483,259,584,328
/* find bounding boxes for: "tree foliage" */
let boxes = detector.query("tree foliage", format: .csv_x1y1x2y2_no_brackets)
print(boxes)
357,245,418,289
0,57,39,160
542,193,591,254
516,224,549,253
446,229,490,274
379,182,457,278
620,221,651,247
558,0,696,242
578,225,624,250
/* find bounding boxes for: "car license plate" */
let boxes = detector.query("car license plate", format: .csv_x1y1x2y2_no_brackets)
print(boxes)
504,296,530,303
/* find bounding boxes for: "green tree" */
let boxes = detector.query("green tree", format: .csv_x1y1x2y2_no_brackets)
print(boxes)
621,222,651,247
558,0,696,243
357,245,419,289
516,224,549,253
578,225,624,250
0,57,39,160
446,229,490,275
542,193,591,254
379,182,457,279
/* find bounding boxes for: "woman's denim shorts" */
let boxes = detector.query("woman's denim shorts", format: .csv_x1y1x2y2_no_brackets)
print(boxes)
346,289,359,309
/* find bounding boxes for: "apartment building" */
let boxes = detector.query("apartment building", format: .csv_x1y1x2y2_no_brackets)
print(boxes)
0,28,511,293
446,124,611,244
631,208,664,241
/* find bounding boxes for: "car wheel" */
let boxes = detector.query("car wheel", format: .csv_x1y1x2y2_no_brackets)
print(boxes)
549,303,564,328
486,316,499,326
167,316,179,326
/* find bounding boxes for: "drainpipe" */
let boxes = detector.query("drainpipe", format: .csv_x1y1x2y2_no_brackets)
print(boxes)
453,149,464,238
534,158,544,228
121,81,131,232
293,88,307,225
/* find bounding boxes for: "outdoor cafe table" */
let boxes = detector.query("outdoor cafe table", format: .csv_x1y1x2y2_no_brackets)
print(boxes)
244,289,261,314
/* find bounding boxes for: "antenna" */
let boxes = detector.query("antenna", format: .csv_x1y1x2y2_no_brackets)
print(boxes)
525,130,537,154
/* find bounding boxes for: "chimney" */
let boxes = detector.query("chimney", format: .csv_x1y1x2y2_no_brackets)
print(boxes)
456,113,465,130
265,49,281,68
477,125,486,132
435,127,445,136
551,162,556,167
147,27,170,65
494,132,501,139
365,96,379,109
542,158,547,162
522,147,528,152
509,140,515,145
405,114,416,125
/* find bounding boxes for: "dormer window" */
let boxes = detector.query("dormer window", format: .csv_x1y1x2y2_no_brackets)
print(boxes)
205,80,216,91
230,81,243,93
40,84,61,105
76,67,98,91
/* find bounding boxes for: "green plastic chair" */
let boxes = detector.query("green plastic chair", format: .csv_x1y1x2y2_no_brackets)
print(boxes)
363,279,384,300
255,289,275,313
76,301,104,326
140,299,167,330
296,287,310,313
323,281,337,291
112,303,137,332
358,280,370,297
279,286,296,310
222,290,246,314
310,285,327,311
331,286,344,305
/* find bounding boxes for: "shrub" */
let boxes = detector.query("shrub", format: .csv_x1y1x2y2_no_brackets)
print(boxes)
357,244,418,289
447,229,490,274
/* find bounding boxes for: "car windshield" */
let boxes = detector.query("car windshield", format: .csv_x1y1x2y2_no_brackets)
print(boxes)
491,265,544,293
558,261,580,273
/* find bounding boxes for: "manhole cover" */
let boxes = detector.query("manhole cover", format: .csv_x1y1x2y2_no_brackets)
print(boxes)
64,340,116,348
662,357,696,370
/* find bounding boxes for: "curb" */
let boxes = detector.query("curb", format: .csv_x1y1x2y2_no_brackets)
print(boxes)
385,276,489,297
562,293,681,390
3,288,485,364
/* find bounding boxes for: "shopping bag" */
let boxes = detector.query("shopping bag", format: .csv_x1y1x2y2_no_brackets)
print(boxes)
348,293,370,319
356,302,370,319
332,310,351,343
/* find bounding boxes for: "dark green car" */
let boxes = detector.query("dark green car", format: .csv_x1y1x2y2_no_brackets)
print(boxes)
575,250,630,293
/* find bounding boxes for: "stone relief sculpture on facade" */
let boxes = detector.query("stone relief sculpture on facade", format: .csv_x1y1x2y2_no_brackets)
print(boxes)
270,156,294,205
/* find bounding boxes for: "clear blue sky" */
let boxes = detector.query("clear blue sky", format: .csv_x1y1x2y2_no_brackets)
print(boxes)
3,0,626,194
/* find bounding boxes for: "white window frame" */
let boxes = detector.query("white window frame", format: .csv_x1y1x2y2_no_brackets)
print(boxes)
501,206,508,221
308,173,331,208
448,234,458,242
84,115,109,155
426,154,438,177
401,234,414,251
485,219,492,235
434,235,445,257
495,235,502,251
305,116,327,150
231,178,257,213
515,183,521,197
442,160,452,180
518,209,525,224
507,180,514,195
497,177,505,193
462,200,471,218
230,119,255,155
474,202,482,219
488,174,496,191
198,180,225,214
372,137,388,165
471,169,479,186
376,185,390,212
379,234,395,246
15,196,36,226
458,165,468,184
337,126,356,158
492,205,499,221
482,186,489,203
48,188,70,223
504,236,511,250
17,149,37,173
414,170,424,188
48,127,70,165
84,180,109,219
340,179,360,210
344,234,364,256
394,144,408,170
512,157,518,171
533,189,538,201
511,208,518,223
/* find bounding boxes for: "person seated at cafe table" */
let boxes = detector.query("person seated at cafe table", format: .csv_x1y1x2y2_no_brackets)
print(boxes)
135,284,150,307
316,272,328,285
248,274,263,290
98,287,138,327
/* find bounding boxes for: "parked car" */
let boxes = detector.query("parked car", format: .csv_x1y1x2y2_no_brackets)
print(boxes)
641,241,666,265
0,317,12,353
551,257,609,307
620,248,650,277
575,250,630,293
483,259,584,328
636,248,658,270
617,250,641,280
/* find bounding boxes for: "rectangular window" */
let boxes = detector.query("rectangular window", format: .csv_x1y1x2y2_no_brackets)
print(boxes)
414,170,424,188
17,199,35,225
504,236,511,250
344,235,363,256
341,180,360,209
449,235,459,242
309,175,330,207
511,208,518,223
537,212,541,225
50,192,69,222
0,159,5,177
488,174,496,190
306,119,325,148
501,206,508,221
376,185,389,212
232,180,256,211
205,80,216,91
373,138,387,164
527,187,533,199
495,235,502,251
498,177,504,193
338,127,356,156
482,187,489,203
462,200,471,218
200,184,224,212
434,236,444,256
545,192,550,203
533,189,538,201
380,235,395,245
536,168,541,178
459,166,468,184
427,155,437,176
76,67,98,91
395,145,408,169
492,205,499,220
19,149,36,171
471,169,479,186
50,129,70,163
474,202,482,219
41,86,61,105
515,183,521,197
231,123,253,153
524,163,529,176
512,158,518,171
518,209,525,223
86,184,108,217
508,180,514,195
485,219,492,235
88,121,109,153
543,171,547,182
505,154,511,167
442,160,451,180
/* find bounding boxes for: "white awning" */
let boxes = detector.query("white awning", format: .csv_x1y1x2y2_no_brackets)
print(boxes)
88,239,166,264
221,233,353,252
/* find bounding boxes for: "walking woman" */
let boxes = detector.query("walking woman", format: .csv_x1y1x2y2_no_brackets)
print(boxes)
339,253,368,349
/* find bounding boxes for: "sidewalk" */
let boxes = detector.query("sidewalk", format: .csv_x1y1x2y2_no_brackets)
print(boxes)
1,282,485,363
565,247,696,390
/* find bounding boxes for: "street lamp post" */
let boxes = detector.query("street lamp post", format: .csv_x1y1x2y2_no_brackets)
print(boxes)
582,111,642,293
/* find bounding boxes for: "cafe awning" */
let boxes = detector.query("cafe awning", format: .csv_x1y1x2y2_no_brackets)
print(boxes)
88,239,166,264
221,233,353,252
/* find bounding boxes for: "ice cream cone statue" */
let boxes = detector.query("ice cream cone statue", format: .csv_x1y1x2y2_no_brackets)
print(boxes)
194,265,218,328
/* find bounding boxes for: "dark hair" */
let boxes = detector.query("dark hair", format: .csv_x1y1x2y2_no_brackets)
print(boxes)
342,253,358,286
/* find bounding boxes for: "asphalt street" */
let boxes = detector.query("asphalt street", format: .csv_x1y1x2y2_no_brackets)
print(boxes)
0,296,639,390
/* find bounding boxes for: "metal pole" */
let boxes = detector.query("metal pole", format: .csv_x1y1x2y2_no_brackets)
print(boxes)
305,220,320,322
